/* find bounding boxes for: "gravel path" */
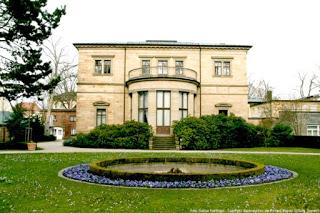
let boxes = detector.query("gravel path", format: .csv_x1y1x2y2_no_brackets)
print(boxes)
0,141,319,155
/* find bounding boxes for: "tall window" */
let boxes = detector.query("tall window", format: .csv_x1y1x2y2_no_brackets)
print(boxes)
95,60,102,73
138,91,148,123
307,125,320,136
71,128,76,135
96,109,106,126
214,61,231,76
142,60,150,74
158,60,168,74
179,92,188,119
175,61,184,75
223,61,230,75
95,60,111,74
157,91,171,126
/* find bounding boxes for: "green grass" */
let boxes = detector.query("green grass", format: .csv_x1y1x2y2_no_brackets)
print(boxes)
0,152,319,212
220,147,320,153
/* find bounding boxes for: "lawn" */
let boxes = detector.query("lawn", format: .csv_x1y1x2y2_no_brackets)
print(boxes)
0,152,319,212
220,147,320,153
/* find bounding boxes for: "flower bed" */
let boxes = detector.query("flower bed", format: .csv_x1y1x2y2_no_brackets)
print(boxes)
61,164,294,188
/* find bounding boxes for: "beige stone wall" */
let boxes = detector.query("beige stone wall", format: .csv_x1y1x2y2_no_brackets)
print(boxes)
249,100,320,119
76,91,125,133
76,44,250,134
199,49,248,119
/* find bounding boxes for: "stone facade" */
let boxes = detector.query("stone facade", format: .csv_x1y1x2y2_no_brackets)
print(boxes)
75,41,251,135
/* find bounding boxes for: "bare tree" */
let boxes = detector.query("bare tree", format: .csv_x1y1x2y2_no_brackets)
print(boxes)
248,79,277,128
41,37,77,134
297,72,319,98
278,101,306,135
248,80,272,100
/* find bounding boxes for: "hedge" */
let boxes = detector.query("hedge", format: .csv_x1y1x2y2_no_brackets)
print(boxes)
89,157,265,181
64,121,153,149
0,142,27,150
291,136,320,148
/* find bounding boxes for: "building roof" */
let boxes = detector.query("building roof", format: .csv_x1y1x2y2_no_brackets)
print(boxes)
42,108,76,112
74,40,252,50
249,98,320,107
248,98,265,104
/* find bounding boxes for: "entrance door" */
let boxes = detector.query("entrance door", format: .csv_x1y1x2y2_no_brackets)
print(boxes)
156,91,171,134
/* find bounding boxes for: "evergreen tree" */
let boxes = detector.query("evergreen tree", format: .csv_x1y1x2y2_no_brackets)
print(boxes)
0,0,66,102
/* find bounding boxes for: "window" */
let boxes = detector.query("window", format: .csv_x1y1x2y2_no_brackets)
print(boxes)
96,109,106,126
95,60,102,73
157,91,171,126
179,92,188,119
214,61,231,76
71,128,76,135
175,61,184,75
95,60,111,74
219,110,228,116
49,115,57,125
138,91,148,123
69,115,76,122
307,125,320,136
158,60,168,74
142,60,150,74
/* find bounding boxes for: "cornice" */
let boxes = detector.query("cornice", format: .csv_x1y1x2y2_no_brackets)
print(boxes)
77,82,124,86
74,43,252,51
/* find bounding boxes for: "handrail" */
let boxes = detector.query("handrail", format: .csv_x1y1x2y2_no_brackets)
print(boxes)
127,66,198,81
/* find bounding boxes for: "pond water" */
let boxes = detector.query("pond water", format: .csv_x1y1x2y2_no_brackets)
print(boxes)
107,162,245,174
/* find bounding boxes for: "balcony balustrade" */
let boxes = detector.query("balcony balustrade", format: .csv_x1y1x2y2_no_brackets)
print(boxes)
127,66,198,83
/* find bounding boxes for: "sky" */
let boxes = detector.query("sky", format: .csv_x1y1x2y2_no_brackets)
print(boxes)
47,0,320,98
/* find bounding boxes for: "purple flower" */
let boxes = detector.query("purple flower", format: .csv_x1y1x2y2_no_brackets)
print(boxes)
61,164,294,188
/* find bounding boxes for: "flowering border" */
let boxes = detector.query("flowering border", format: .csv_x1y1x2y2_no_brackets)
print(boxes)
61,164,295,188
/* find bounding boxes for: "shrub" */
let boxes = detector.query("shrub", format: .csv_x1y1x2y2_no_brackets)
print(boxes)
174,114,263,150
173,117,210,150
63,121,153,149
64,133,95,148
37,134,56,142
5,105,54,143
173,114,294,150
0,141,27,150
254,125,270,147
30,115,48,142
5,105,27,142
265,123,293,147
202,114,257,148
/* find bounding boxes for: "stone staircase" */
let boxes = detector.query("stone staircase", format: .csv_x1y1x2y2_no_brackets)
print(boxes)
151,136,176,150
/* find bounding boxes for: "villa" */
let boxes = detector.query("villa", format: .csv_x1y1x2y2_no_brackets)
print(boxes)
74,40,251,135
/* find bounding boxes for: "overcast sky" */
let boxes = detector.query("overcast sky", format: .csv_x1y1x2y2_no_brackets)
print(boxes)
47,0,320,98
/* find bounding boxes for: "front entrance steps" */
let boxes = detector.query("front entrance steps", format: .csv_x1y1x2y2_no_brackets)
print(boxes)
150,136,177,150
